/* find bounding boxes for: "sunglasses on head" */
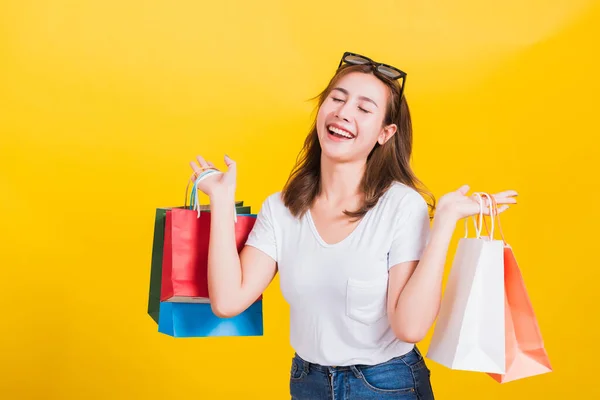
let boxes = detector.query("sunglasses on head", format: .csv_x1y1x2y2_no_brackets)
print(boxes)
338,52,407,99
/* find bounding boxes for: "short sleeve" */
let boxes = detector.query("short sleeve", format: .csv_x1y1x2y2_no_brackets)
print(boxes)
388,192,431,268
245,196,278,262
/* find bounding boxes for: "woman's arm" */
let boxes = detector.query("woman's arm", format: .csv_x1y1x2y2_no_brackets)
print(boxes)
190,154,278,318
208,193,278,318
386,213,456,343
386,185,517,343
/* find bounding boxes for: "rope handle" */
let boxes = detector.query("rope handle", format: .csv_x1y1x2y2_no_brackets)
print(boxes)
479,193,508,247
184,168,238,222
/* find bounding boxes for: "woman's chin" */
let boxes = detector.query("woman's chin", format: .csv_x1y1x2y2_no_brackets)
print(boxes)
320,147,357,164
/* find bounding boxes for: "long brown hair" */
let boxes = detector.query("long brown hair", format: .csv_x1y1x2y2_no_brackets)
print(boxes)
282,63,436,220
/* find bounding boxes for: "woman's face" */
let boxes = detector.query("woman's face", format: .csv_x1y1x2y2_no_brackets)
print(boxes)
316,72,397,163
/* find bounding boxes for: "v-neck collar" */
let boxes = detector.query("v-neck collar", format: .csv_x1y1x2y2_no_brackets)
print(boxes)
306,205,374,248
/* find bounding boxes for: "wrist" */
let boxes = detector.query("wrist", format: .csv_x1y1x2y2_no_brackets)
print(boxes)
209,186,236,204
432,208,458,234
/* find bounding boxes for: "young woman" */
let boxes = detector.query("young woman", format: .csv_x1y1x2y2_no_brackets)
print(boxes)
189,52,517,400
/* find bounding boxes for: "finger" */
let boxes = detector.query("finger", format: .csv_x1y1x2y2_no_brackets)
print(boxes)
475,194,494,210
492,192,518,204
189,161,202,174
479,193,512,207
196,155,210,169
493,190,518,198
224,154,236,174
457,185,470,195
484,205,510,215
469,193,484,203
207,161,216,168
495,197,518,204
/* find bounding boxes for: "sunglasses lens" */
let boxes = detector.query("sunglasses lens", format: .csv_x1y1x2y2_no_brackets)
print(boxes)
377,65,401,79
344,55,371,65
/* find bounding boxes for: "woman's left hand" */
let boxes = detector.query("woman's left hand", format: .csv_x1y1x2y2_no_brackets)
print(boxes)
435,185,518,222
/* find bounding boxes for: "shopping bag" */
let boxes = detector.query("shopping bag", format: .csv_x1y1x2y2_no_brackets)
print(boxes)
147,171,264,338
160,208,258,302
147,201,249,323
427,193,506,374
486,212,552,382
148,207,168,323
158,300,264,337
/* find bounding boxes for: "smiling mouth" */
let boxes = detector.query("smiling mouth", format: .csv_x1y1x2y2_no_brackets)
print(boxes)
327,125,355,139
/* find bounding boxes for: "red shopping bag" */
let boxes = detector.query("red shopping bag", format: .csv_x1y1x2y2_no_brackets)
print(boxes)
160,208,258,302
482,198,552,383
487,246,552,383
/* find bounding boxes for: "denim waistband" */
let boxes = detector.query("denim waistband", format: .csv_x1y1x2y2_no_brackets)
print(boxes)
294,346,423,372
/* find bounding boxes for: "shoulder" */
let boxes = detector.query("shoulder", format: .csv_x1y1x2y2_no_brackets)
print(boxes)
383,182,428,212
259,191,293,221
262,191,284,210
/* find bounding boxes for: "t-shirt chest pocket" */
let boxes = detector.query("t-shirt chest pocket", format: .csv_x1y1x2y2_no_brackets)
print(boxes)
345,276,388,325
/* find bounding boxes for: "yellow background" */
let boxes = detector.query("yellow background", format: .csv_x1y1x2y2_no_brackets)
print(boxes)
1,0,598,398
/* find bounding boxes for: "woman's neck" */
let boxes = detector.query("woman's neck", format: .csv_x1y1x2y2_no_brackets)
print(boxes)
318,155,365,205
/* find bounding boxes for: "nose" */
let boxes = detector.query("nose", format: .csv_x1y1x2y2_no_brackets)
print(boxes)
335,102,352,122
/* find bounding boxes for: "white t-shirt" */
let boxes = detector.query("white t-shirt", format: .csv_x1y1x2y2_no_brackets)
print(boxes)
245,182,431,366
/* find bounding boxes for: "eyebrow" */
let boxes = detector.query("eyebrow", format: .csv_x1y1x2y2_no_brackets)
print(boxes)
331,87,378,108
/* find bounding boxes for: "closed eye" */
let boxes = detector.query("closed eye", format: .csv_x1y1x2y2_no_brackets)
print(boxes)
358,107,370,113
332,97,344,102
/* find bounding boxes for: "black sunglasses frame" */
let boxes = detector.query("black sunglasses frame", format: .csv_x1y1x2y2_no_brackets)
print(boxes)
337,52,407,100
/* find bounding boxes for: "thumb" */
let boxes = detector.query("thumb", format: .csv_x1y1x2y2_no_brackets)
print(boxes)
224,154,237,175
457,184,470,195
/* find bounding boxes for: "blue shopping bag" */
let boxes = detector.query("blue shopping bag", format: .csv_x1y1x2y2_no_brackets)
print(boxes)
157,300,264,337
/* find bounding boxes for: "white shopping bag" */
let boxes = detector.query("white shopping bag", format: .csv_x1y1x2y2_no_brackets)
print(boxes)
427,193,506,374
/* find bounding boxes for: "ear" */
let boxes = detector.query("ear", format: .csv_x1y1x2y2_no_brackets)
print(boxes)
377,124,397,145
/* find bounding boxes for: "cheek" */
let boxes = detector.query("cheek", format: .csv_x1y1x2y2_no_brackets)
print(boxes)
357,117,383,143
316,107,327,127
316,106,334,133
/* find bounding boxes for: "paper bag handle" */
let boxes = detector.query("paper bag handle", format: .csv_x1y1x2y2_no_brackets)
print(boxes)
463,191,504,244
478,192,495,239
184,169,238,222
479,193,508,247
464,193,485,239
184,168,219,208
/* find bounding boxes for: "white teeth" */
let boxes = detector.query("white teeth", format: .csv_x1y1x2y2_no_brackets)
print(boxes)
328,126,354,139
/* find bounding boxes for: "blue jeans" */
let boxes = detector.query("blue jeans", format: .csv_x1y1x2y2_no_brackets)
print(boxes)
290,347,435,400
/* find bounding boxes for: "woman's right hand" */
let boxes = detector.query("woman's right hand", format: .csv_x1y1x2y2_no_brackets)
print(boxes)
189,154,237,200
